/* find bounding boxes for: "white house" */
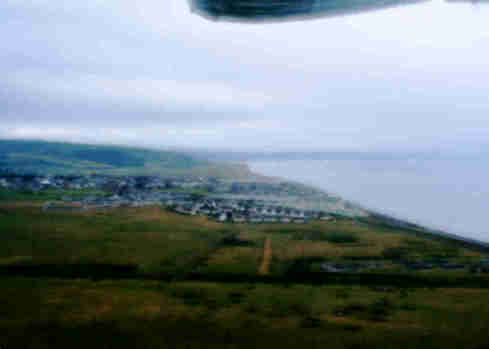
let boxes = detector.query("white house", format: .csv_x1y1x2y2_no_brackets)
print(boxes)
232,215,246,223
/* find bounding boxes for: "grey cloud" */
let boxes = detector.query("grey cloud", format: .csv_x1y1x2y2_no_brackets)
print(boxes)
1,0,489,151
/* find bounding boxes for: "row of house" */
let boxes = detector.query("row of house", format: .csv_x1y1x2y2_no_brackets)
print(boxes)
167,196,334,224
62,190,334,224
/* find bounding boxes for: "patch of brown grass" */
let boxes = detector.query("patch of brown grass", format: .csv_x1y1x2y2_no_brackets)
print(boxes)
274,240,388,260
208,247,256,265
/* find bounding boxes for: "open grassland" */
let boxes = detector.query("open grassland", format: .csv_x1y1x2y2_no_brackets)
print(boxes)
2,277,489,349
2,203,489,348
0,203,487,280
0,205,235,276
263,220,484,272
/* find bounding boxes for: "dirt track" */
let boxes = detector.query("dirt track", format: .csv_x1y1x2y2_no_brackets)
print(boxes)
259,237,272,275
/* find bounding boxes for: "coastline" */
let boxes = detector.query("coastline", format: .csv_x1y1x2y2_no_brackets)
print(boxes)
247,160,489,249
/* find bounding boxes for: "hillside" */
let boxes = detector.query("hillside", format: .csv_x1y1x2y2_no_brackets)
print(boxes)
1,203,489,349
0,139,255,179
1,138,489,348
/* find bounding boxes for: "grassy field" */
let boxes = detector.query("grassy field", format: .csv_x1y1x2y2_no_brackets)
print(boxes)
1,202,489,348
2,277,489,349
0,203,487,278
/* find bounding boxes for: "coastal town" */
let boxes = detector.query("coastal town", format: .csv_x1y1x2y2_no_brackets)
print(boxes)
2,171,489,276
0,172,339,223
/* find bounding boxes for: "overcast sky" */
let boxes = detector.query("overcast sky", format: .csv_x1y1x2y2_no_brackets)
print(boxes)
1,0,489,152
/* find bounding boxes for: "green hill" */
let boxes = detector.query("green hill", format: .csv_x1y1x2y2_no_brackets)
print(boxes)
0,139,253,179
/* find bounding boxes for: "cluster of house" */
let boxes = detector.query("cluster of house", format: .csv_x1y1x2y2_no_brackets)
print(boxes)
321,261,385,273
1,172,335,224
0,172,217,192
226,181,321,197
169,196,334,224
0,172,327,198
398,259,489,273
321,259,489,273
71,192,333,224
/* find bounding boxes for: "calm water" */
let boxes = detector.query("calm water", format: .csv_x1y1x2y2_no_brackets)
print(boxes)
250,158,489,242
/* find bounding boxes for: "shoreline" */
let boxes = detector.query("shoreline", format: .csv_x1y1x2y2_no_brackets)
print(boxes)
246,160,489,249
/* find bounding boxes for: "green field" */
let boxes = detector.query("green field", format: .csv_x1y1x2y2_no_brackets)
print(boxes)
2,277,489,349
1,203,486,278
1,202,489,348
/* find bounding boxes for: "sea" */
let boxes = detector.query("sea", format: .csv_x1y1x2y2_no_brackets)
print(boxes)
249,157,489,243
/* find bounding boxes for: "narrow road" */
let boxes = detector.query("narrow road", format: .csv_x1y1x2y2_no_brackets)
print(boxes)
259,237,272,275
